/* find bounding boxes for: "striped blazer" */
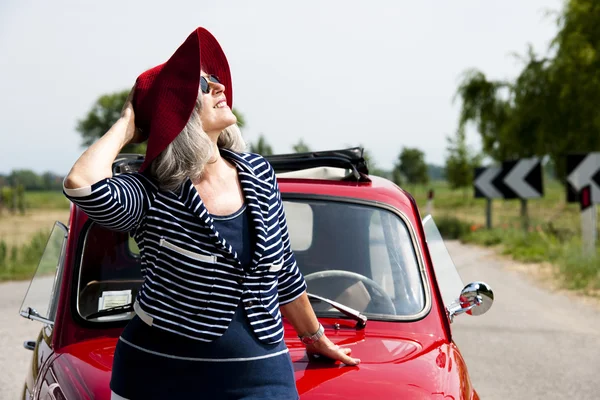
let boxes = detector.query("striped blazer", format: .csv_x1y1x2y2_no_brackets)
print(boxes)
63,149,307,344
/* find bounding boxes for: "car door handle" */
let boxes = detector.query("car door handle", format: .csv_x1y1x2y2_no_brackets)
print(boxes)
23,340,35,351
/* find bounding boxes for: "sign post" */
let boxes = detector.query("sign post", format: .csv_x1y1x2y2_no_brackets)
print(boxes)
579,186,597,254
426,189,434,216
567,153,600,254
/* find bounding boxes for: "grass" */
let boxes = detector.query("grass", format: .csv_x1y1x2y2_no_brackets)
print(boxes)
414,180,600,295
24,191,70,210
0,230,49,281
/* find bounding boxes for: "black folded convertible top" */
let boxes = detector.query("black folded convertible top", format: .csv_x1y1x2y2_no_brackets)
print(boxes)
265,147,370,181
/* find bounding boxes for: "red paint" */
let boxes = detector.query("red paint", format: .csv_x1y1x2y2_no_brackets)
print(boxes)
23,173,477,399
581,186,591,210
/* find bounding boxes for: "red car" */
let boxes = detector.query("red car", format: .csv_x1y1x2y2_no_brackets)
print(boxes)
19,148,493,399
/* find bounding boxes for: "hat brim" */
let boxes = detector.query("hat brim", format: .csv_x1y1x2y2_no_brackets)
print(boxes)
137,27,233,173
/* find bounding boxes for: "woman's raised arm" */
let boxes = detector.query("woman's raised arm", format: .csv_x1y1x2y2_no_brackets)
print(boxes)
64,88,142,189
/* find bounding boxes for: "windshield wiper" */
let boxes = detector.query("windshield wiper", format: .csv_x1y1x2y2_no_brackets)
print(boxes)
86,303,134,320
307,293,367,328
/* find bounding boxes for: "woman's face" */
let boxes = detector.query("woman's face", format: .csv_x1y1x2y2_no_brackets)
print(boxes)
199,70,237,136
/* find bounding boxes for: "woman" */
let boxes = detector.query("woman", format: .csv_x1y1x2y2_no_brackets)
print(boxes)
63,27,359,399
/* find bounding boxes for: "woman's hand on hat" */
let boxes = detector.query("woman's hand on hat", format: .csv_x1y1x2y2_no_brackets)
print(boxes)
120,85,145,144
304,334,360,366
121,104,145,144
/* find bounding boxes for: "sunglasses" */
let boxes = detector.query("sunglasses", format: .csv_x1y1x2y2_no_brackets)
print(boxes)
200,75,221,94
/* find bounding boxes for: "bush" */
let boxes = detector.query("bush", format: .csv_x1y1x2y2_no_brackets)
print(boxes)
435,216,471,239
462,229,504,246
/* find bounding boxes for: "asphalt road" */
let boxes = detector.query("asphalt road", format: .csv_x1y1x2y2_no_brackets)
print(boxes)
448,241,600,400
0,242,598,399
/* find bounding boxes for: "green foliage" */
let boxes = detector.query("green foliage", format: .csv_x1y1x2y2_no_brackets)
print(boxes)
1,171,63,191
454,0,600,181
77,90,130,147
445,129,482,191
25,191,70,210
16,184,25,214
557,245,600,291
394,147,429,185
435,216,471,239
427,164,445,181
292,139,311,153
249,134,274,156
0,230,48,281
462,229,504,247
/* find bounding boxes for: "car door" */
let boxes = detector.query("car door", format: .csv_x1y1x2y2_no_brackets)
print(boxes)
18,222,68,400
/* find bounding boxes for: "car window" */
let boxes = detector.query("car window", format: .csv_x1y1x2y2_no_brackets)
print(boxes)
76,223,142,321
283,199,426,318
19,222,68,323
422,215,464,309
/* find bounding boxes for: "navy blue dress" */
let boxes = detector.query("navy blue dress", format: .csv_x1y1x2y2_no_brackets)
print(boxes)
110,204,298,399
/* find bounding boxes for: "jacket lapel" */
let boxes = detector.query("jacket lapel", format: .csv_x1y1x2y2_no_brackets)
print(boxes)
221,150,267,269
177,178,234,257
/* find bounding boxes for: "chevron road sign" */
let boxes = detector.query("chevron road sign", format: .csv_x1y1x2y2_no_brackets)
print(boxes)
474,157,544,199
566,153,600,204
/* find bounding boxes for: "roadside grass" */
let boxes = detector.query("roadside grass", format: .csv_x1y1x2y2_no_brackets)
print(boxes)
421,181,600,296
0,230,49,281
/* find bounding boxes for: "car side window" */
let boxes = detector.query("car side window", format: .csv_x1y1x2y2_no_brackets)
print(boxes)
19,222,68,324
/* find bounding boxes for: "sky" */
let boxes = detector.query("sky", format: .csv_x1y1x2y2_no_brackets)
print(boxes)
0,0,563,175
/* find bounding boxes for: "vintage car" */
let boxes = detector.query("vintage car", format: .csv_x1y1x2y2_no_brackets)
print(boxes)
19,148,493,399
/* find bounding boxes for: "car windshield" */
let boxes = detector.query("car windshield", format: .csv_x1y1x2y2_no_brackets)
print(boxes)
75,198,426,322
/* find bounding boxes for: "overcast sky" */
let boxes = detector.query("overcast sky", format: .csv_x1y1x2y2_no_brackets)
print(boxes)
0,0,562,175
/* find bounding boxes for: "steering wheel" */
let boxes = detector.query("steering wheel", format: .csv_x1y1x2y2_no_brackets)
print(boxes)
304,270,396,315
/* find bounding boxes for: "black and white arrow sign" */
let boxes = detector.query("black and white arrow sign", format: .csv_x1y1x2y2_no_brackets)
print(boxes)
474,166,503,198
474,158,543,199
566,153,600,204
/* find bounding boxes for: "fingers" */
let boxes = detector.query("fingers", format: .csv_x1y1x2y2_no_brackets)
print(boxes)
336,349,360,366
324,345,360,366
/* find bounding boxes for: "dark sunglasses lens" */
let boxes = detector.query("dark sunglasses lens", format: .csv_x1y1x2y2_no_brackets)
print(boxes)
200,77,209,94
209,75,221,84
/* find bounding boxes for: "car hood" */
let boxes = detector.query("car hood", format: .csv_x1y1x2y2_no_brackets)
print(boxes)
54,332,473,400
288,332,474,399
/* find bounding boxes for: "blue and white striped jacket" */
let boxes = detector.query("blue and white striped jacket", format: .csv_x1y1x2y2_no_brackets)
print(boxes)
63,149,307,344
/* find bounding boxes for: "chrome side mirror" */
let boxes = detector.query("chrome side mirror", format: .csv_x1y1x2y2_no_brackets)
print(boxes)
447,282,494,322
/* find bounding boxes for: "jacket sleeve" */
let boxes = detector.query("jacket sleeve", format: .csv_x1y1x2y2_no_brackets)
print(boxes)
63,173,155,232
269,165,308,305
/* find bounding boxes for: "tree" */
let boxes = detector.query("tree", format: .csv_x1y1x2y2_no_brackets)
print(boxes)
249,134,273,156
8,170,43,190
393,147,429,185
445,129,482,195
77,89,247,155
292,139,311,153
360,146,388,178
454,0,600,181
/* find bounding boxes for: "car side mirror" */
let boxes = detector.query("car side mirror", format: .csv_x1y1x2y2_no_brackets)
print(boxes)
447,281,494,322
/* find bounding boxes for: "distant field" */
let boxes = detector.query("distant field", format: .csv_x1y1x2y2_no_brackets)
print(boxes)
24,190,70,210
0,209,69,247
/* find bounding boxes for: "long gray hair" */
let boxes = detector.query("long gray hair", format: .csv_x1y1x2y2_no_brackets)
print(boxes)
149,95,246,191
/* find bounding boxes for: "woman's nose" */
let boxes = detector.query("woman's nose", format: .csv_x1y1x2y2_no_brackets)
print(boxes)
210,81,225,95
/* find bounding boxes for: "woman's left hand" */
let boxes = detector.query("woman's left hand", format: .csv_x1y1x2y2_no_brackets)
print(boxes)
304,335,360,366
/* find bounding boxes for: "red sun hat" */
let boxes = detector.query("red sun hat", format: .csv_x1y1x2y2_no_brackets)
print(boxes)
133,27,233,173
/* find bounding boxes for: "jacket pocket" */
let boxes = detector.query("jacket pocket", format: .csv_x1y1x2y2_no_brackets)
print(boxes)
268,262,283,273
159,238,216,264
